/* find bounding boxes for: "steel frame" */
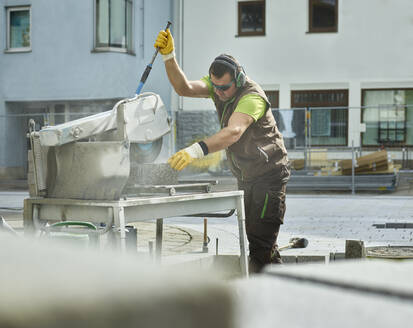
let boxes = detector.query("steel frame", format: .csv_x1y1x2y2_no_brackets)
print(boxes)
23,190,249,277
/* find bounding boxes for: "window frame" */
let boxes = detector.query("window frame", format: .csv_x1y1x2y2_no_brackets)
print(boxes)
377,105,406,145
238,1,266,37
361,88,413,147
308,0,338,33
291,89,349,147
93,0,134,54
264,90,279,109
291,89,348,108
5,6,32,53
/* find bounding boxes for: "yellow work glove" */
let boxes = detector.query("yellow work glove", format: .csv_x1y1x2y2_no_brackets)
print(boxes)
168,142,207,171
154,29,175,62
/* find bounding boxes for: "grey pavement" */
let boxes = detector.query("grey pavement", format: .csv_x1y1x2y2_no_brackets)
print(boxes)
165,194,413,257
2,190,412,258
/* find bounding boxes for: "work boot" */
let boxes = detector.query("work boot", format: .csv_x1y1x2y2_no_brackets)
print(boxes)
248,257,264,274
270,245,283,264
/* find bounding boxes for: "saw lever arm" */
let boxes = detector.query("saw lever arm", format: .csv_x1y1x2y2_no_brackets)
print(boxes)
136,21,172,95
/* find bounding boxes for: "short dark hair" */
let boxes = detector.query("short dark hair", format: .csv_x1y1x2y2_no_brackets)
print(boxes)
209,54,240,79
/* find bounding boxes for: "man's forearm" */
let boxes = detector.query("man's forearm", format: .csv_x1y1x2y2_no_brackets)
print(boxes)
204,112,253,153
204,126,243,153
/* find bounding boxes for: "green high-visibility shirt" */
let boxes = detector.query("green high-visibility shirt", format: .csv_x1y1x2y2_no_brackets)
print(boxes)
201,76,266,122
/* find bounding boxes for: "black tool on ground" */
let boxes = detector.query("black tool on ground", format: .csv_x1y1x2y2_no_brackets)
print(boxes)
279,237,309,251
135,21,172,95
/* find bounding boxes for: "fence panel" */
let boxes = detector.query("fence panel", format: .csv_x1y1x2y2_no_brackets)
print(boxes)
1,104,413,182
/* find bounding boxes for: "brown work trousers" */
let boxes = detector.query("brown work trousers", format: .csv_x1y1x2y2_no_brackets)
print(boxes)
238,167,289,274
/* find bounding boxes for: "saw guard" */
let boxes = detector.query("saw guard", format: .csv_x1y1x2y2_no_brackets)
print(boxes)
27,93,171,200
38,93,170,146
119,93,170,143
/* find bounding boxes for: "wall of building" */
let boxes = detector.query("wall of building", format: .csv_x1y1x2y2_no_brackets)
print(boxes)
0,0,173,177
176,0,413,148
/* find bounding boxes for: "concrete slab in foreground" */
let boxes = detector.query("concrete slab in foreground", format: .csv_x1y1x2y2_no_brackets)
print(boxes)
2,231,413,328
231,259,413,328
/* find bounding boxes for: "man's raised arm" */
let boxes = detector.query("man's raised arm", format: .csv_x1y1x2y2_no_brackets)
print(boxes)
154,29,209,98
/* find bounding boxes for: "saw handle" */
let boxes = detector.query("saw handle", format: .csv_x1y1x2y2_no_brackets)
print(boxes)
136,21,172,95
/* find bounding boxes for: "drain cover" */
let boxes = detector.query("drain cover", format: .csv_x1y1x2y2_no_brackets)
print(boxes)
366,246,413,259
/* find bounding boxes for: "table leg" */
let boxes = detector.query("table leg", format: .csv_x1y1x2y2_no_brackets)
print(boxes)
23,199,35,236
156,218,163,263
32,204,44,238
113,206,126,252
236,194,249,277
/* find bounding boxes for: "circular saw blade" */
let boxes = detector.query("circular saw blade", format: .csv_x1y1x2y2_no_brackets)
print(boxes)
130,139,163,164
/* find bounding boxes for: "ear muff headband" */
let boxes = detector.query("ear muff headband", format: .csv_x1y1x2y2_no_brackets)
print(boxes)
212,55,246,88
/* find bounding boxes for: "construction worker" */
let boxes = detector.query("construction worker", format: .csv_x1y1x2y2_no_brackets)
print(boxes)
155,29,290,273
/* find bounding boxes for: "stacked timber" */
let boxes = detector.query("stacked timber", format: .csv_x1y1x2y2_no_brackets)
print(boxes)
291,149,328,170
339,150,392,175
291,159,305,170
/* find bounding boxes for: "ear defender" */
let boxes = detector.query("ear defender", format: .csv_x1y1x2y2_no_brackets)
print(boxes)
236,66,246,88
212,55,246,88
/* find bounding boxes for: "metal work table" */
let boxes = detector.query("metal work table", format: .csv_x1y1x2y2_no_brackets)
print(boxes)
23,190,248,276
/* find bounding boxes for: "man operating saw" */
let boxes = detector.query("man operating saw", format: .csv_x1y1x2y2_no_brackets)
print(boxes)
154,28,290,273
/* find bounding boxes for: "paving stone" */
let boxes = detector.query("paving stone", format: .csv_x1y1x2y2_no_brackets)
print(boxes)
330,252,346,261
345,240,366,258
297,254,330,264
280,255,297,264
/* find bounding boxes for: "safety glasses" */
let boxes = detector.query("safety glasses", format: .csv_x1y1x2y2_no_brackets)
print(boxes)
209,76,234,91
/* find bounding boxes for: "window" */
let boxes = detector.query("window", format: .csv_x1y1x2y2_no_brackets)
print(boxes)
309,0,338,33
238,1,265,36
291,89,348,146
362,89,413,146
6,6,31,52
95,0,133,53
378,105,406,145
264,90,279,109
265,90,298,146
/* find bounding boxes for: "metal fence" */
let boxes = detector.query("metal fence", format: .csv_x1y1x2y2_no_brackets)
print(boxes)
1,105,412,192
288,104,413,147
174,105,412,192
0,112,103,179
174,105,413,170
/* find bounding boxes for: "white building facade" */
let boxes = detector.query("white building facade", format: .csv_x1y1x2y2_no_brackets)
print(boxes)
171,0,413,162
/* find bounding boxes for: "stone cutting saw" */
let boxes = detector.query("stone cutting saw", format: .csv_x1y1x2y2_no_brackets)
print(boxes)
27,92,173,200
